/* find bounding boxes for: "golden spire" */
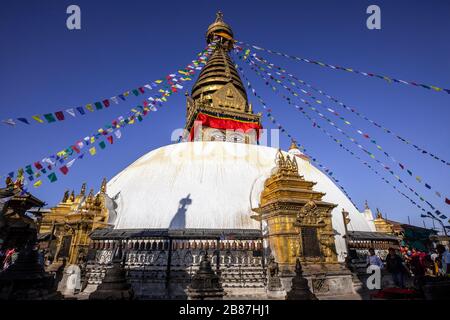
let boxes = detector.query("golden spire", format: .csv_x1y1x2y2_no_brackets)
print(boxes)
289,140,299,151
100,178,107,194
376,208,383,219
80,182,86,197
191,12,247,105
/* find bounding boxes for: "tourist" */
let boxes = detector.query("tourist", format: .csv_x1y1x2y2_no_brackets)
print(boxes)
366,248,383,269
436,244,450,276
410,250,426,288
385,248,407,288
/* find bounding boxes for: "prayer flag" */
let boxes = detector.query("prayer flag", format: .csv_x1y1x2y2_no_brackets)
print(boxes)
59,165,68,175
76,107,86,115
32,115,44,123
445,198,450,205
107,136,113,144
89,147,96,156
138,87,145,94
66,108,76,117
17,118,30,125
55,111,65,121
103,99,110,107
33,180,42,188
34,162,43,170
86,104,94,112
99,141,106,149
66,159,76,168
48,172,57,182
43,113,56,123
114,130,122,139
94,102,103,110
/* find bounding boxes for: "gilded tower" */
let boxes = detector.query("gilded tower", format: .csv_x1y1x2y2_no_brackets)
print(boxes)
185,12,261,143
252,151,339,274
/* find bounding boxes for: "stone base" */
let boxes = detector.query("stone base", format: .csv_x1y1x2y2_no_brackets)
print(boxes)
266,289,286,299
280,263,355,298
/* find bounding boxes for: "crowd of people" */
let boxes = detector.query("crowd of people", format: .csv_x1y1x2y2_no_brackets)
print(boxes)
366,244,450,289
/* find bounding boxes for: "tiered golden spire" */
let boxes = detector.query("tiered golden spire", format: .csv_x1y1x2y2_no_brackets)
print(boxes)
191,12,247,105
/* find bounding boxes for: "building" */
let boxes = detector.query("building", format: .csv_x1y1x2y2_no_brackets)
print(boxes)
45,12,380,299
38,180,111,266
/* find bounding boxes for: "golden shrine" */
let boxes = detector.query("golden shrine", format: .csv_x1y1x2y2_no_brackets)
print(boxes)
38,179,111,265
252,147,339,274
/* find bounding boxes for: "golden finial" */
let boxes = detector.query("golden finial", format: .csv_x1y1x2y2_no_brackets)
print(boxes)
376,208,383,219
70,190,75,202
215,11,224,22
276,149,285,167
62,190,69,203
289,140,299,151
100,178,107,194
5,176,14,189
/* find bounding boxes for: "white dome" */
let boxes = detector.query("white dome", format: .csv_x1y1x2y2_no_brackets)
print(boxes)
106,141,373,261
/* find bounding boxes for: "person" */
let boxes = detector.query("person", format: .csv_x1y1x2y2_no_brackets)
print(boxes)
436,244,450,276
410,250,426,288
366,248,384,269
385,247,407,288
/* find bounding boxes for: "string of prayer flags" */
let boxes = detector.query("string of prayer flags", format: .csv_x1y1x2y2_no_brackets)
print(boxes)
2,43,217,189
2,43,217,127
241,51,448,205
237,40,450,95
240,47,450,167
236,57,445,216
234,61,359,210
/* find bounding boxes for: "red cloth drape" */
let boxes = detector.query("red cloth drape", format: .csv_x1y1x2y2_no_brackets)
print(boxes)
189,113,262,141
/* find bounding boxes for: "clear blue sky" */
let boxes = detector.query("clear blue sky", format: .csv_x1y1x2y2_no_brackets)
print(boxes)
0,0,449,228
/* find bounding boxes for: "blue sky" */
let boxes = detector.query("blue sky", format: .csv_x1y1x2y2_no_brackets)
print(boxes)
0,0,449,228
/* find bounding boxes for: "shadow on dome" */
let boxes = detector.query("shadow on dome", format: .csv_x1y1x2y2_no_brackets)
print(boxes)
169,194,192,229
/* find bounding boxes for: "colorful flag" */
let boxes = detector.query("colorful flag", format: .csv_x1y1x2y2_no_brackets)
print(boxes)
2,119,16,126
107,136,113,144
34,162,43,170
89,147,96,156
55,111,65,121
76,107,86,115
103,99,110,107
17,118,30,125
33,180,42,188
114,130,122,139
94,102,103,110
48,172,57,182
59,165,69,175
44,113,56,123
66,108,76,117
32,115,44,123
66,158,76,168
99,141,106,149
86,104,94,112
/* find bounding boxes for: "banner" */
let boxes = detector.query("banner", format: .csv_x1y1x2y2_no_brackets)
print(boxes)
1,44,216,127
241,51,447,206
235,61,360,210
235,57,445,217
236,41,450,95
241,48,450,168
2,43,216,188
189,112,262,140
